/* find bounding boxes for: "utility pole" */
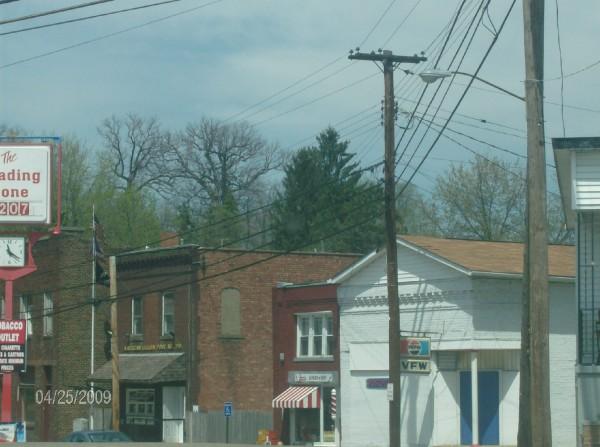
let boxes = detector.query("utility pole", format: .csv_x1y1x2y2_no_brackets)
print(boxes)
519,0,551,446
348,49,425,447
109,255,120,431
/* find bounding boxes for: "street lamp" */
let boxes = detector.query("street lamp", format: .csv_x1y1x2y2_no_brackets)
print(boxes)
416,69,525,102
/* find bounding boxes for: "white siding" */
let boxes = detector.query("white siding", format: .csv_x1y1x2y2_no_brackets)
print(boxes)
575,152,600,209
338,244,577,447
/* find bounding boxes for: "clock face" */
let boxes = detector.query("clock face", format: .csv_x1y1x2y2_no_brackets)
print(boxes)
0,237,25,267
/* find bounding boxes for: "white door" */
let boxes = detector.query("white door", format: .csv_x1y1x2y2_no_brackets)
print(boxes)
162,386,185,442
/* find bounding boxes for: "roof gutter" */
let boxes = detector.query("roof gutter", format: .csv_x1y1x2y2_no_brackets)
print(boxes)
470,270,574,283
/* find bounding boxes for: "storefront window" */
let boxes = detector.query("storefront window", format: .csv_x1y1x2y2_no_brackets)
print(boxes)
295,409,320,444
126,388,155,425
290,386,336,445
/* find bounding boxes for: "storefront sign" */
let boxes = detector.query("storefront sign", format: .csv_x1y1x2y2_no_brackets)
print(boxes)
400,337,431,358
288,371,337,385
401,359,431,373
123,342,183,352
366,378,389,389
0,145,52,224
0,320,26,373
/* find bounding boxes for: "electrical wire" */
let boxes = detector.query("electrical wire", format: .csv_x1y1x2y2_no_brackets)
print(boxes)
357,0,397,49
0,0,191,37
397,0,518,199
0,0,226,70
396,0,486,178
0,0,115,26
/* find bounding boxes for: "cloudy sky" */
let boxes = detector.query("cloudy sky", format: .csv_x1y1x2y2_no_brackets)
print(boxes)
1,0,599,192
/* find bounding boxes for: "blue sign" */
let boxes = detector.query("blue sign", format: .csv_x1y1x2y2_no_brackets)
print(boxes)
224,401,233,417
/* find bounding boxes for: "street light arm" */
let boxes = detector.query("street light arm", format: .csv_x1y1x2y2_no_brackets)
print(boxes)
453,71,525,102
417,69,525,102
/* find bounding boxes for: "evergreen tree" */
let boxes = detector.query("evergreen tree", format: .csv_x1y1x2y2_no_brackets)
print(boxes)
272,127,383,253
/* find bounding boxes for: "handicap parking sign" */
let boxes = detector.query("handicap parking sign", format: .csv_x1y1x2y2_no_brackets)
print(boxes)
224,401,233,417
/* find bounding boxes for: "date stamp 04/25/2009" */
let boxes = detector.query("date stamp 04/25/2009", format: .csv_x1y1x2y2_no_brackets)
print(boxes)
35,389,111,406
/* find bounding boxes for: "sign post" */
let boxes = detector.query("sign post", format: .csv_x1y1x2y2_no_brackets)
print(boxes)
224,401,232,444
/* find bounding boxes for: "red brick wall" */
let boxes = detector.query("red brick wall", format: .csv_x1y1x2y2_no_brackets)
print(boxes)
12,230,110,441
271,283,340,437
196,250,356,413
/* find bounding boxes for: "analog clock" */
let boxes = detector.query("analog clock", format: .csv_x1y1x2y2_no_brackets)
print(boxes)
0,237,25,267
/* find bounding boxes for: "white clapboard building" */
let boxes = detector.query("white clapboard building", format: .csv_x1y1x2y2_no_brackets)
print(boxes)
333,235,576,447
554,136,600,446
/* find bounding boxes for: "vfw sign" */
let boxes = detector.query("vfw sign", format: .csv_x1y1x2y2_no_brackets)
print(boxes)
0,145,52,224
400,337,431,374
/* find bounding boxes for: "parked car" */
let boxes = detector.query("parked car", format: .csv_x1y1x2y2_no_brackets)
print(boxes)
63,430,131,442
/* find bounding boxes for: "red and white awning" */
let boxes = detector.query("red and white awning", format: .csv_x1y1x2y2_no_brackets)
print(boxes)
272,386,320,409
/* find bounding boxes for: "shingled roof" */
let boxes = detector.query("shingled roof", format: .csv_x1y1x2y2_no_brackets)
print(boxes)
400,235,575,278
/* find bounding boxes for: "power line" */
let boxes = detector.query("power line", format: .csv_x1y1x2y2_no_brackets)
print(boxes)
357,0,397,48
0,0,115,26
0,0,190,37
0,0,226,70
397,0,517,198
396,0,486,177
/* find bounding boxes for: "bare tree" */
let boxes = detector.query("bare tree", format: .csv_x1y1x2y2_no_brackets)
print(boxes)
166,118,282,208
428,155,526,241
97,114,169,192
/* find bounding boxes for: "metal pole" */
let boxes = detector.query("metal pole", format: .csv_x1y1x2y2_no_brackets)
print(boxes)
90,206,96,430
110,256,120,431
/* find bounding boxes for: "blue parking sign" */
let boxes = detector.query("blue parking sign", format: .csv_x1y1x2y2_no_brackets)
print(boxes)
224,401,233,417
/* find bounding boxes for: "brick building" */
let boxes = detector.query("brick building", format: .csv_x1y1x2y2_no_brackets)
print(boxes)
272,282,340,446
90,244,357,443
9,229,109,441
90,244,198,442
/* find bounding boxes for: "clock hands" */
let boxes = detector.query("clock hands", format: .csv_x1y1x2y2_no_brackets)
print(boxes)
6,244,21,261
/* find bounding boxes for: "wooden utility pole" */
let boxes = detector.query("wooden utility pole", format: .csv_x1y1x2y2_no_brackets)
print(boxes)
109,255,120,431
348,49,425,447
520,0,551,445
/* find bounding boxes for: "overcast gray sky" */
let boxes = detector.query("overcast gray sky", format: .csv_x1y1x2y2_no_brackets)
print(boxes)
1,0,598,192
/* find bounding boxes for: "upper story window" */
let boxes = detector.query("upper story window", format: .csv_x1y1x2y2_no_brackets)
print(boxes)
161,292,174,337
296,312,334,359
220,288,241,338
131,297,143,336
43,293,53,336
19,295,32,337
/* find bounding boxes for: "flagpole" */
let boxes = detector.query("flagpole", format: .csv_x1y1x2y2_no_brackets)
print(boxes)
90,205,96,430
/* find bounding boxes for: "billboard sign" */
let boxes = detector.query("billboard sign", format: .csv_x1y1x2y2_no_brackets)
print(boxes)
0,145,52,224
0,320,26,373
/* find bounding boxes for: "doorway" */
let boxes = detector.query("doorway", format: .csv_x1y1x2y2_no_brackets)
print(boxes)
460,370,500,445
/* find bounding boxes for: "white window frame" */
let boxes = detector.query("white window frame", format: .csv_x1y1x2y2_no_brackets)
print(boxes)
161,292,174,336
296,312,334,359
43,292,53,336
131,296,143,336
19,295,32,337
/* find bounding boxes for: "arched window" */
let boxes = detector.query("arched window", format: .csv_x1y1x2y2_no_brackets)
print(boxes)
220,288,241,337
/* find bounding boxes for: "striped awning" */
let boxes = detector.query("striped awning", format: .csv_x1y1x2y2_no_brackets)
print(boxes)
272,386,320,409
